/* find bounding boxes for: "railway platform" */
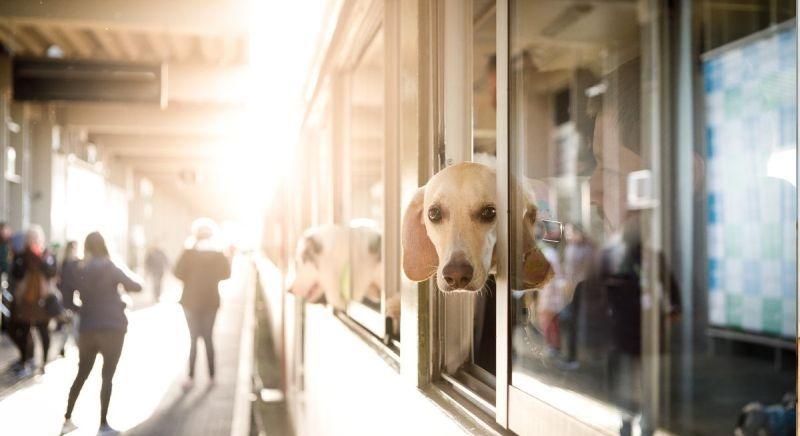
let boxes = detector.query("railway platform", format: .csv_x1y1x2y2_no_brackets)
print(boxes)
0,256,278,436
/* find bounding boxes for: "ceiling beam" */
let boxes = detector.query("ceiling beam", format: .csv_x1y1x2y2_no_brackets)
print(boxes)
145,33,170,61
58,103,245,136
169,34,194,62
92,28,123,59
90,133,227,150
167,63,249,104
104,145,222,159
8,23,45,55
0,24,24,52
0,1,249,35
57,26,95,57
116,31,140,60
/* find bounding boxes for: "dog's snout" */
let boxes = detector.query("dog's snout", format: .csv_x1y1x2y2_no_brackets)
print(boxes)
442,258,474,289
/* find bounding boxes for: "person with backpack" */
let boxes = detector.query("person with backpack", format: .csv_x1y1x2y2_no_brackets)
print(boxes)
61,231,143,435
11,224,58,376
173,218,231,389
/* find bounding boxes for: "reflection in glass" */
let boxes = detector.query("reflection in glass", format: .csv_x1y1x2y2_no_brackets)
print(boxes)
346,29,395,336
508,1,797,434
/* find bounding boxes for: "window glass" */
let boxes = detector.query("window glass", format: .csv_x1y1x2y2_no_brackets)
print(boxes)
345,29,390,338
436,2,497,394
507,0,797,434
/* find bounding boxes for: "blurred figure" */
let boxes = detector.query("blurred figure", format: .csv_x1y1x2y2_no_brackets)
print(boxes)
174,218,231,390
0,223,13,337
62,232,143,435
57,241,81,356
560,224,594,365
144,245,169,302
11,225,58,376
5,230,29,372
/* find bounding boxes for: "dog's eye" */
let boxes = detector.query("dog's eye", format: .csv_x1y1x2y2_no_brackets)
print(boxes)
428,206,442,223
479,206,496,222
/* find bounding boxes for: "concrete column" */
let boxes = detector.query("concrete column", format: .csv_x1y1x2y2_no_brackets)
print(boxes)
29,106,58,241
0,53,10,223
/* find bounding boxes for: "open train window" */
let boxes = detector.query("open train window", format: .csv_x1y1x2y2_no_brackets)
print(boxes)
339,20,399,348
434,0,498,415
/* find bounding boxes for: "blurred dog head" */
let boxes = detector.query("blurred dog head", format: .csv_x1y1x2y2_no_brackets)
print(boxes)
288,224,382,311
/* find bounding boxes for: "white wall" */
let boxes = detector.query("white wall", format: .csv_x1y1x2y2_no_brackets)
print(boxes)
293,305,468,436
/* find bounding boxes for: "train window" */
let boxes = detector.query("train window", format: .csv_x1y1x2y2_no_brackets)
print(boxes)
343,27,396,341
435,0,497,410
505,0,796,434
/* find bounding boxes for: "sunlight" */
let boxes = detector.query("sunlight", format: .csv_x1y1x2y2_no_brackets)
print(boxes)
213,0,329,219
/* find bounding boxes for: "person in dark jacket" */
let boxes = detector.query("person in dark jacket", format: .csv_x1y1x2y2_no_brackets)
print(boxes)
174,218,231,389
62,232,143,435
11,225,58,376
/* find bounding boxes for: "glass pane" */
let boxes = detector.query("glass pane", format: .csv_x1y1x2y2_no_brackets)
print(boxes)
437,2,497,386
508,1,798,434
345,29,386,331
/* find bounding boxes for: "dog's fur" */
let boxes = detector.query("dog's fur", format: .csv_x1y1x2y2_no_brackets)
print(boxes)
402,162,553,372
289,224,382,311
288,224,400,333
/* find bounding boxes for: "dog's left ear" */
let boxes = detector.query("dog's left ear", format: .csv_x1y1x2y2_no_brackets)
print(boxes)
402,186,439,281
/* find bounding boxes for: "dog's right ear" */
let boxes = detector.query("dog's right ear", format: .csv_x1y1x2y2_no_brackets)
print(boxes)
402,186,438,281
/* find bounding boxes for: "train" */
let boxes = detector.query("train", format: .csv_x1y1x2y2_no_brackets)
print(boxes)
257,1,799,435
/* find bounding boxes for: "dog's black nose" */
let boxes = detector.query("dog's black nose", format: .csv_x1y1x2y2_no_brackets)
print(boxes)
443,259,474,289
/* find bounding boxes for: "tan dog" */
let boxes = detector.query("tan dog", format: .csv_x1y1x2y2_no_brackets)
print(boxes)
401,162,553,372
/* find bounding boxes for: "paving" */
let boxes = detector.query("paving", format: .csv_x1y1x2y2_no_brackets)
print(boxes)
0,257,254,436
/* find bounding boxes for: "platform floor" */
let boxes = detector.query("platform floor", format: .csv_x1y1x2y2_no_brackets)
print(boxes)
0,257,253,436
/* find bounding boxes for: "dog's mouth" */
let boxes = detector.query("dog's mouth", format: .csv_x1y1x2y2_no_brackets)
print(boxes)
437,276,488,293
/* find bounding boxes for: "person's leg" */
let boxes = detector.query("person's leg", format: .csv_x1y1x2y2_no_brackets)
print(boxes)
200,309,218,379
65,333,99,420
184,309,199,379
153,274,163,301
98,331,125,427
9,321,28,364
18,323,34,364
36,321,50,366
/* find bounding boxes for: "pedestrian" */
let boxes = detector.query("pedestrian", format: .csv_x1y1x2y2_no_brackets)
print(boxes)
174,218,231,389
61,232,143,435
57,240,81,356
144,245,169,302
11,225,58,376
0,223,14,336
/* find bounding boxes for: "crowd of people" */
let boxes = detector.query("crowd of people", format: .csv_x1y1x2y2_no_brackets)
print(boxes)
0,218,232,435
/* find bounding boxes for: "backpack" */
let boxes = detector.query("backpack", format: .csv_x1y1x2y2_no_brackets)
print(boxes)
14,268,56,323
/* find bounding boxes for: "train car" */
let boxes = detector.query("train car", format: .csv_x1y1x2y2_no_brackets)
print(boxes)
260,1,798,435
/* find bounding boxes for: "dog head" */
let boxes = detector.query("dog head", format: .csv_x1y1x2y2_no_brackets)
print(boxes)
288,224,383,311
402,162,552,292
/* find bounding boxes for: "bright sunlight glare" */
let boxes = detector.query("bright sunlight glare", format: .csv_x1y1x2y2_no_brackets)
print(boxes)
214,0,329,219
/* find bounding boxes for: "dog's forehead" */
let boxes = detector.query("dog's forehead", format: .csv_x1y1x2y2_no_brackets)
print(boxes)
424,162,496,207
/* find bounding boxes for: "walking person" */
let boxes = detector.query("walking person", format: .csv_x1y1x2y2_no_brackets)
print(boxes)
0,223,14,339
174,218,231,389
11,225,58,376
61,232,143,435
144,245,169,302
57,241,81,356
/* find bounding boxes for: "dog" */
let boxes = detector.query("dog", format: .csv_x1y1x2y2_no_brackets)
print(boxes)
401,162,553,373
288,224,400,333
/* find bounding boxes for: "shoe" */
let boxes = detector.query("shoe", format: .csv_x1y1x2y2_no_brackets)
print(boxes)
181,378,194,391
61,419,77,434
98,423,119,435
13,363,32,378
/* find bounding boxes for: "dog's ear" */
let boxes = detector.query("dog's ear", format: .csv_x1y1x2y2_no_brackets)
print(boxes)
402,186,438,281
514,180,554,290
